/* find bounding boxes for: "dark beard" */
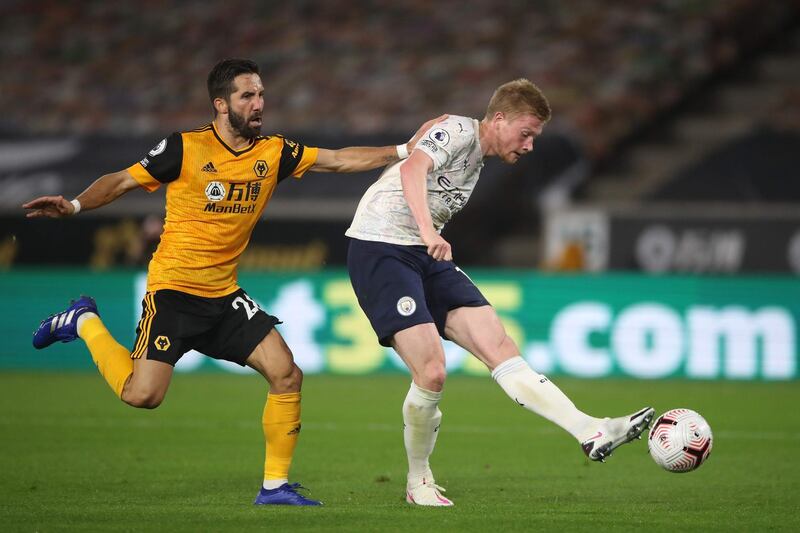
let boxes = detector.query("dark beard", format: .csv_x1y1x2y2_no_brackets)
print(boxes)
229,108,261,139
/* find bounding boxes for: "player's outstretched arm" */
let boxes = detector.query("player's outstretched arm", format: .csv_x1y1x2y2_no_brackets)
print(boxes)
399,150,453,261
310,114,448,173
23,169,141,218
311,145,397,173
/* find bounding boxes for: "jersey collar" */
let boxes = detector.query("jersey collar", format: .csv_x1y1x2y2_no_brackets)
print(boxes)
211,122,258,156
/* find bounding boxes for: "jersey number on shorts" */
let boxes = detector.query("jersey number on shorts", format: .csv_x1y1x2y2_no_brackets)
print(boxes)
232,294,260,320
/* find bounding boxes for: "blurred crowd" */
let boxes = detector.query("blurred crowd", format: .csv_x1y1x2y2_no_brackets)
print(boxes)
1,0,796,158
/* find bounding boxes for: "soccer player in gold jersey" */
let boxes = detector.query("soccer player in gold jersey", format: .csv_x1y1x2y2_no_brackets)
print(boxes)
24,58,440,506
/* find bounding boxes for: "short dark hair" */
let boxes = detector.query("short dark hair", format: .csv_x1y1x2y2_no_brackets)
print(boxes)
207,59,260,112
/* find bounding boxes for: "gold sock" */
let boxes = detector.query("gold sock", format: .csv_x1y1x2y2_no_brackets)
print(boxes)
78,316,133,398
262,392,301,481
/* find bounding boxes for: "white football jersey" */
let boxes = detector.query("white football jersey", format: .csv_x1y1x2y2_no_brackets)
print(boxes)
346,115,485,245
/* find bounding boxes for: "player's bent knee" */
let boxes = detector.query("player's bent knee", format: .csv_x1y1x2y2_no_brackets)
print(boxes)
121,386,166,409
420,362,447,391
284,364,303,390
268,363,303,394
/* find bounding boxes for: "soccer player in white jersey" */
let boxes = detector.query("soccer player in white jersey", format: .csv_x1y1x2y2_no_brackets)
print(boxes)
345,79,654,506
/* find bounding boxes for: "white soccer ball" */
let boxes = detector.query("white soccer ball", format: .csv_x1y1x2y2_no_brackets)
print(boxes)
647,408,713,472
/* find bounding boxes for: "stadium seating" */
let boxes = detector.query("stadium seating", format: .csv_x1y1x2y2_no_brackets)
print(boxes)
2,0,796,161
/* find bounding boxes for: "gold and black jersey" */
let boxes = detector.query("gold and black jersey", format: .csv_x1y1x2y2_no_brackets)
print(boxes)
128,123,318,297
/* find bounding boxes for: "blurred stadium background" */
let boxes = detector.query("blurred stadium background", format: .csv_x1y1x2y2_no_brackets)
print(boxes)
1,1,799,529
1,0,798,379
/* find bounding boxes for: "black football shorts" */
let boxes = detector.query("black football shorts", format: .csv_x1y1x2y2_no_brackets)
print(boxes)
130,287,280,366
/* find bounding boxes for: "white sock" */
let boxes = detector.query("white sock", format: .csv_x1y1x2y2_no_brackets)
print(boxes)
491,356,600,442
403,382,442,485
263,478,288,490
76,312,98,336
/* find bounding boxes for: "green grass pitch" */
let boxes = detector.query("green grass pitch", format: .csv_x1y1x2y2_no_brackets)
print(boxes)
1,372,798,532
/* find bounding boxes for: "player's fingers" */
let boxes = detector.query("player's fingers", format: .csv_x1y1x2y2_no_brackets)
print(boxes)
27,205,65,218
22,197,53,209
33,195,64,207
442,244,452,261
422,114,448,131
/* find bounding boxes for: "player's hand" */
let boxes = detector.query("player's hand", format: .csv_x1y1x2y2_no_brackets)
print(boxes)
423,231,453,261
22,195,75,218
406,114,449,154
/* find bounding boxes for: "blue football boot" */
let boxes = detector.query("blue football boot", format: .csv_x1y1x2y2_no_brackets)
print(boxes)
32,296,99,349
254,483,322,506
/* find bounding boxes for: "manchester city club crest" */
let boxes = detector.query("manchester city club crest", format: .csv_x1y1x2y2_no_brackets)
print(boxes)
396,296,416,316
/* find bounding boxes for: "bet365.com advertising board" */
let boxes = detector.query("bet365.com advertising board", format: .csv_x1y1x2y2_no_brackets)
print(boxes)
2,270,797,380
